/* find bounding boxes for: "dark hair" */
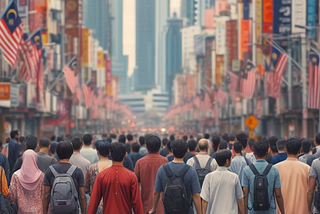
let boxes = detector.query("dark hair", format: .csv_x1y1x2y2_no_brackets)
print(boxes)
171,139,188,158
229,134,235,141
5,138,10,143
316,133,320,145
127,134,133,141
169,134,175,141
167,140,172,152
188,140,197,152
162,138,169,147
110,133,117,139
65,134,73,141
71,137,83,150
102,134,107,139
57,136,64,142
268,136,279,153
204,133,210,139
212,136,221,151
236,131,248,149
218,140,228,150
82,134,93,146
248,139,255,147
234,141,243,153
51,135,56,141
286,137,301,155
0,140,2,149
26,135,38,150
96,140,111,157
111,142,127,162
215,149,232,166
146,135,161,153
39,137,50,148
50,142,58,155
222,133,229,142
118,135,126,143
10,130,19,139
254,140,269,158
132,142,141,153
182,135,188,141
276,139,286,151
302,139,312,154
189,135,194,139
56,141,73,160
20,136,26,143
139,136,145,146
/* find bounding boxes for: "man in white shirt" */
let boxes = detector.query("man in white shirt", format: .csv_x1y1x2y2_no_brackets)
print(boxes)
201,149,245,214
80,134,99,164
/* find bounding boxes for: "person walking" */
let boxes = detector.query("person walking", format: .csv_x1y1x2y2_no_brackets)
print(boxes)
81,134,99,164
9,150,44,214
0,140,10,184
88,142,143,214
229,141,250,183
70,137,91,177
85,140,112,214
8,130,20,174
134,135,168,214
201,149,245,214
271,139,287,165
37,137,57,173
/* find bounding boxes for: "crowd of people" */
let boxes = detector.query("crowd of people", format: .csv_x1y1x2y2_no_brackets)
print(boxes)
0,130,320,214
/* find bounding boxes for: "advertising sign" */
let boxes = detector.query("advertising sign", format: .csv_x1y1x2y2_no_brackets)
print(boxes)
239,19,251,60
263,0,273,33
82,28,89,66
291,0,306,33
194,35,206,57
226,20,238,69
307,0,316,38
273,0,292,34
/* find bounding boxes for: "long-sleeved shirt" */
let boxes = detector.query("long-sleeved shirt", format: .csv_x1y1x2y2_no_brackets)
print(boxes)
88,165,144,214
8,140,19,175
0,152,10,183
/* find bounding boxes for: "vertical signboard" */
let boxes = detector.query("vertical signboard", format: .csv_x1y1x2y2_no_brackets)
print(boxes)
239,19,251,60
273,0,292,34
216,55,224,86
82,28,89,67
307,0,316,38
226,20,238,70
256,0,262,44
263,0,273,33
292,0,306,33
105,54,112,96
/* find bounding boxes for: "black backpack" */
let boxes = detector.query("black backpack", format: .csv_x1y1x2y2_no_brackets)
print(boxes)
163,164,191,214
193,156,212,186
249,164,272,211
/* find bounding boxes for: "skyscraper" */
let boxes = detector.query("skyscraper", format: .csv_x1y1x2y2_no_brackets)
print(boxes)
155,0,170,91
166,13,183,103
180,0,207,27
111,0,129,94
134,0,156,92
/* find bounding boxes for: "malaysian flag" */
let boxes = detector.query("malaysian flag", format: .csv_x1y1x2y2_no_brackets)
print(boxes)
240,60,256,99
19,33,34,82
29,29,43,95
216,87,228,105
264,58,274,97
83,82,92,109
271,45,288,98
0,1,23,68
64,56,78,93
228,72,239,99
308,48,320,109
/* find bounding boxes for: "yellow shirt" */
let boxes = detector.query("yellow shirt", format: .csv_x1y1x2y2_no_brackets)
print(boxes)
275,157,310,214
0,166,9,196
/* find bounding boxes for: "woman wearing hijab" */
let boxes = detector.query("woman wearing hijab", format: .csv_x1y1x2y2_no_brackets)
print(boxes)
9,150,44,213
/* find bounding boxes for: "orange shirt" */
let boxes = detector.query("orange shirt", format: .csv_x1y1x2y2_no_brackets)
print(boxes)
275,157,310,214
0,166,9,196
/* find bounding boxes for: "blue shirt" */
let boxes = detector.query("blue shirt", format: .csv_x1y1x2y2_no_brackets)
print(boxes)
271,152,287,165
154,162,201,214
242,160,281,214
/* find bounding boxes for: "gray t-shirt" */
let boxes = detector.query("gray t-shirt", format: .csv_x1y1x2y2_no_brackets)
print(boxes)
310,158,320,213
201,167,243,214
154,162,201,214
69,153,91,177
37,152,57,173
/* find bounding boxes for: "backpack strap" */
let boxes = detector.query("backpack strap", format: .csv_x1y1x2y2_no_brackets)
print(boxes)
178,165,190,178
49,166,59,177
164,163,173,178
204,158,213,170
262,164,272,176
193,156,201,169
248,164,259,175
244,157,250,166
66,165,77,176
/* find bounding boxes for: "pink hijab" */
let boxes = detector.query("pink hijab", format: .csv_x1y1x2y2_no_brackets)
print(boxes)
16,150,43,190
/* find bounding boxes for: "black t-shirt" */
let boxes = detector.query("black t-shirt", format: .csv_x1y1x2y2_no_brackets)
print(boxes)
43,162,85,190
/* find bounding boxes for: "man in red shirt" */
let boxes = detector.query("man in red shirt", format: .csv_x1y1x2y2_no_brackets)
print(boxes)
88,142,144,214
135,135,168,214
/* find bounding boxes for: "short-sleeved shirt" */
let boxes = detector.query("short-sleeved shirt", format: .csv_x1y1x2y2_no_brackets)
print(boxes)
186,154,218,172
154,162,201,214
299,154,313,166
271,153,287,165
229,155,248,183
242,159,281,214
310,158,320,213
69,153,91,177
37,152,57,173
200,167,243,214
80,147,99,164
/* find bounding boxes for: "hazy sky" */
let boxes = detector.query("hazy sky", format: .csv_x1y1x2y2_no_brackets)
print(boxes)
123,0,181,77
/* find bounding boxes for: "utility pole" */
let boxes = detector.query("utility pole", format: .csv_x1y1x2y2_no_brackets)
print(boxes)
301,35,308,138
288,37,292,110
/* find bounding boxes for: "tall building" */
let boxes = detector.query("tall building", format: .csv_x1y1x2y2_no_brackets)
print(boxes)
134,0,156,92
155,0,170,91
166,13,183,103
180,0,206,27
111,0,129,94
82,0,110,51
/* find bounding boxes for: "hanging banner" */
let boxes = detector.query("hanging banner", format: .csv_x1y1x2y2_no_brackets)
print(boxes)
243,0,250,19
226,20,238,70
216,55,224,86
256,0,263,44
263,0,273,33
82,28,89,67
105,55,112,96
307,0,317,38
65,0,79,27
97,50,104,69
239,19,251,60
291,0,306,33
273,0,292,34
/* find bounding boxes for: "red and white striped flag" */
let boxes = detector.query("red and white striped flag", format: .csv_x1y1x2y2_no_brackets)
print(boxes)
216,88,228,105
29,29,43,96
0,1,23,68
64,56,78,93
240,60,256,99
271,46,288,98
19,34,34,82
308,49,320,109
83,83,92,109
228,72,239,99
